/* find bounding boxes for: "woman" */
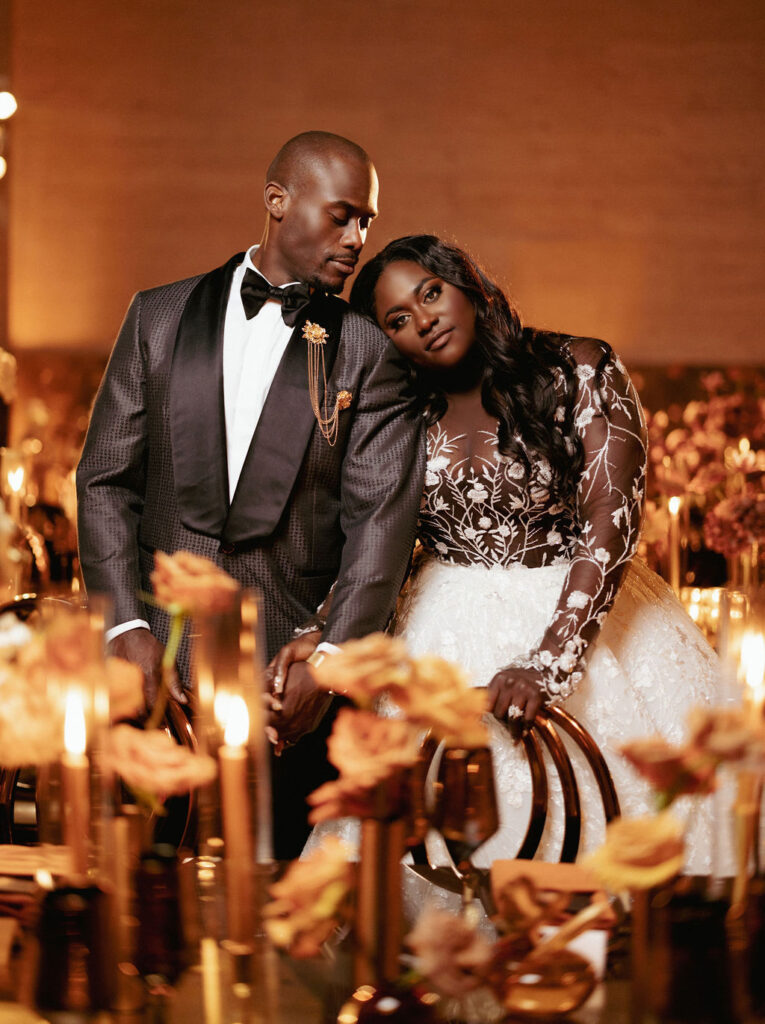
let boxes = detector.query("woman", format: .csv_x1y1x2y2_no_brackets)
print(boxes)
285,235,719,873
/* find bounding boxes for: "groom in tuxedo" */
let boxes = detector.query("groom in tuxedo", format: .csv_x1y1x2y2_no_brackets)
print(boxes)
76,131,424,857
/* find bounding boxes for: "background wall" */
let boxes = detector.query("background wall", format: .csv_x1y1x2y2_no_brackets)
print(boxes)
7,0,765,363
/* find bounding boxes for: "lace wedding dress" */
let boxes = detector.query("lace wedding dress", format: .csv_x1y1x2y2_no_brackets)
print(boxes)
396,337,719,875
307,337,720,888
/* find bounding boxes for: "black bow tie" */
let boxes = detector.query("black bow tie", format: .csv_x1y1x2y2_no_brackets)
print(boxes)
240,268,312,327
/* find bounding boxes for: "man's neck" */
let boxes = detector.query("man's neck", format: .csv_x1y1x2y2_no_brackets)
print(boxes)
250,236,297,287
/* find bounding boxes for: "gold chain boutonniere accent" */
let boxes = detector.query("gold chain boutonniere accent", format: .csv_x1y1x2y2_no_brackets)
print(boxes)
304,321,352,446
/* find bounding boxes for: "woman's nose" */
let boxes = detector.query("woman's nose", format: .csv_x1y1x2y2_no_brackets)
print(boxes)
415,309,437,334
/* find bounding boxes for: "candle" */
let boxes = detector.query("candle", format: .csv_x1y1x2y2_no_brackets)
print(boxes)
218,694,253,947
6,464,24,523
62,689,90,878
667,495,682,594
741,630,765,722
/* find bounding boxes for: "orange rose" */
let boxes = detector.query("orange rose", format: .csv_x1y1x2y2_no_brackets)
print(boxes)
106,656,144,721
103,724,217,797
403,655,489,748
326,707,420,786
311,633,412,707
151,550,239,616
620,736,717,805
687,706,765,764
583,813,685,891
264,837,354,957
406,907,494,998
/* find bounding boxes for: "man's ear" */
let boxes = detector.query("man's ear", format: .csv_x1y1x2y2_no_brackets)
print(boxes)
264,181,288,220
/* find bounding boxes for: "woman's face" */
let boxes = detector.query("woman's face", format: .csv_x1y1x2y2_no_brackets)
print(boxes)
373,260,477,369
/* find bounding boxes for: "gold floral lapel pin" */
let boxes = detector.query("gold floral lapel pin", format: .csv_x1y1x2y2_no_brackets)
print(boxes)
303,321,352,446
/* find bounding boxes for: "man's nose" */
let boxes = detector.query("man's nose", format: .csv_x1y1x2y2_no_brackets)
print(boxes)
341,219,366,252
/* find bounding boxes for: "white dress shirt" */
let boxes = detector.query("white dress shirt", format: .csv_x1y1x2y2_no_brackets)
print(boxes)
107,246,298,642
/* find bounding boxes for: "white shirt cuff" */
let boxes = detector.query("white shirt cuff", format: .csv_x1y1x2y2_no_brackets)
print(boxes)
315,642,341,656
105,619,151,644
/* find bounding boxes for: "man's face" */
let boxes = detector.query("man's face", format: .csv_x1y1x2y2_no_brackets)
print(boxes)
273,156,379,293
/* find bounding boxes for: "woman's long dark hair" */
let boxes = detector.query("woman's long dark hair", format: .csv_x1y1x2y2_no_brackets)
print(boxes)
350,234,592,499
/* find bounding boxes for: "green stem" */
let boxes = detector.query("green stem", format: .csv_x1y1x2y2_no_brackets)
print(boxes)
145,611,185,730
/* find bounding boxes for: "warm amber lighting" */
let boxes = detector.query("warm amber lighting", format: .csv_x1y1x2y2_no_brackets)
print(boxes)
0,157,6,180
220,693,249,747
64,690,87,755
6,466,24,494
0,92,17,120
742,631,765,710
668,495,682,516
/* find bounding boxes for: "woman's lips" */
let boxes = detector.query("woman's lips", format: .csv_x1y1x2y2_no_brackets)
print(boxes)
426,327,453,351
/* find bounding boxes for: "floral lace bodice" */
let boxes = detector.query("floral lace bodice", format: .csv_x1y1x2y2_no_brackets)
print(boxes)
417,338,648,702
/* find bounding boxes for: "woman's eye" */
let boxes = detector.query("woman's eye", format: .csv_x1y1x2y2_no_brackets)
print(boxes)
423,284,441,302
389,314,408,331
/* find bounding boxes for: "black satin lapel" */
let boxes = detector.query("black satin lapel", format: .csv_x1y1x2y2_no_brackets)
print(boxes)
169,253,244,536
223,293,346,543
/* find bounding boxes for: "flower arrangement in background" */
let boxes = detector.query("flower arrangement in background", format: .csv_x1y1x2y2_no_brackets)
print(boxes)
642,367,765,580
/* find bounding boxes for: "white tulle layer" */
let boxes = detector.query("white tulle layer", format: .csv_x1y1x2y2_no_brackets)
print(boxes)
307,557,724,888
396,555,722,874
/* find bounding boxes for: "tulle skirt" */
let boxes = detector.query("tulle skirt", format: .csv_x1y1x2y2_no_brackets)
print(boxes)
306,557,723,887
395,555,721,874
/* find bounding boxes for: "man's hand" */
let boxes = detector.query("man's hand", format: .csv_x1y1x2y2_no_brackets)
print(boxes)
268,661,333,747
108,627,185,707
265,631,322,701
486,665,545,738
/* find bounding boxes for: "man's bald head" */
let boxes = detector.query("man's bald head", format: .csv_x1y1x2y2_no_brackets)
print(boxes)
266,131,373,192
256,131,379,294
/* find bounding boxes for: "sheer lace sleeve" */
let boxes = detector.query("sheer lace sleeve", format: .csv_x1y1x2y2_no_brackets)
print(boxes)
510,339,647,702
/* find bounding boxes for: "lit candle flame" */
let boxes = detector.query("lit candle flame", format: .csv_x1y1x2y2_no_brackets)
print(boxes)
668,495,682,516
7,466,24,494
741,631,765,711
223,694,249,747
64,690,87,756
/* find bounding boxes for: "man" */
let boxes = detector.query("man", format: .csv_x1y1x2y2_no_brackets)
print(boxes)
76,131,424,857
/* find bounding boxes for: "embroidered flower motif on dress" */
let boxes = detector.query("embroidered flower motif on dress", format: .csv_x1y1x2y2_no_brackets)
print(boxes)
416,340,647,704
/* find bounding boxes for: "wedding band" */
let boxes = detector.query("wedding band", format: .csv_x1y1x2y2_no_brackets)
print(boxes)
506,704,524,720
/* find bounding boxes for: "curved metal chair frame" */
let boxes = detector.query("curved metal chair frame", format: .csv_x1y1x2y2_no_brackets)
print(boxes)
411,702,620,871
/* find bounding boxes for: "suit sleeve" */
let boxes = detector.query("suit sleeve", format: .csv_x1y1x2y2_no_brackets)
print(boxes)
76,293,150,625
322,331,425,643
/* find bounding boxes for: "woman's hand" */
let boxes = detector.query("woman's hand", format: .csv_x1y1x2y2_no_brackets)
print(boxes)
486,664,546,736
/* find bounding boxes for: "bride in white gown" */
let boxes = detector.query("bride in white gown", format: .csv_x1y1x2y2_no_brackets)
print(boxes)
290,234,719,876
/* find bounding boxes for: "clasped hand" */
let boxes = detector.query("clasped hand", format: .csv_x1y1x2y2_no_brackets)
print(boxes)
266,633,329,749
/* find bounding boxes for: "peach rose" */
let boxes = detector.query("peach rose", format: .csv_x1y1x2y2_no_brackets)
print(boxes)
151,550,239,616
0,647,64,766
687,706,765,764
106,656,144,721
583,812,685,891
263,837,354,957
404,655,489,748
620,736,717,805
326,707,420,785
103,724,217,797
311,633,413,707
406,907,494,998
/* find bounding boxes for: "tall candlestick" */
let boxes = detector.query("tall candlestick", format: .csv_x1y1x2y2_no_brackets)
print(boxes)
218,694,253,948
668,495,682,594
6,464,24,523
62,690,90,878
741,630,765,723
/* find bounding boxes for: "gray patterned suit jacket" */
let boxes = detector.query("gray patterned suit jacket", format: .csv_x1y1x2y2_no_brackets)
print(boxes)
76,253,425,666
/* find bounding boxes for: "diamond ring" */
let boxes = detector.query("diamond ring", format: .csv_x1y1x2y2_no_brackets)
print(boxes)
506,704,524,720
